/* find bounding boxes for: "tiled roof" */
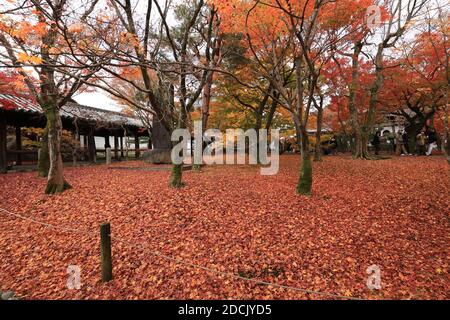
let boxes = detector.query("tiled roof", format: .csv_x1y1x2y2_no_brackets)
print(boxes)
0,93,144,128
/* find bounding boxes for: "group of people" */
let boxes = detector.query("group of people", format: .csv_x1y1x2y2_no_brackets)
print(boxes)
372,127,438,156
415,128,438,156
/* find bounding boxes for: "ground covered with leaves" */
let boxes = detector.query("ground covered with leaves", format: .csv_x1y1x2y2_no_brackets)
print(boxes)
0,155,448,300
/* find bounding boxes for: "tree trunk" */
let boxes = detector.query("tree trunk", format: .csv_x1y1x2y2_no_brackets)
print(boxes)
202,79,212,133
170,104,187,188
88,128,96,163
265,94,278,131
44,107,71,194
347,42,373,160
255,110,263,164
37,122,50,177
0,113,7,174
169,163,184,188
192,78,213,171
294,56,312,196
15,126,22,166
444,91,449,158
406,123,423,155
353,129,371,159
152,117,172,150
314,106,323,162
297,128,312,196
354,46,385,160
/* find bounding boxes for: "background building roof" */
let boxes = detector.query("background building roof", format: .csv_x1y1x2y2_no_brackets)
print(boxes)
0,93,144,128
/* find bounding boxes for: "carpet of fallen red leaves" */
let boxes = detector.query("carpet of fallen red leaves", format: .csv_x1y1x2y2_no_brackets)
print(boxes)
0,155,448,300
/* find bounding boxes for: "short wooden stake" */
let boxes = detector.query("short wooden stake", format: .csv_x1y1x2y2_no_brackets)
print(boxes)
100,222,113,282
106,147,112,165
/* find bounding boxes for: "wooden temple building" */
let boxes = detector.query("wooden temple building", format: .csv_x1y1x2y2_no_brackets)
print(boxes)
0,93,150,173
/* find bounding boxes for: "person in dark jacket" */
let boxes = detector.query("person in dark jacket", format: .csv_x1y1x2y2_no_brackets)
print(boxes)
402,131,410,155
372,132,381,155
426,127,438,156
395,130,408,156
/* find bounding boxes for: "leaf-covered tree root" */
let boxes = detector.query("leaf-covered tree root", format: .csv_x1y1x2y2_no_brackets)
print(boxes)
353,152,391,161
45,179,72,194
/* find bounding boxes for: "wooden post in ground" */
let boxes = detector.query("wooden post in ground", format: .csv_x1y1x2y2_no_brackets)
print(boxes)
15,126,22,165
100,223,113,282
106,148,112,165
0,114,7,174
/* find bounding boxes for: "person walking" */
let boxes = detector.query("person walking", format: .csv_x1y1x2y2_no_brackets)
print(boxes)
402,131,411,155
426,127,438,156
395,130,408,156
416,130,427,156
372,131,381,155
329,135,338,155
389,134,396,154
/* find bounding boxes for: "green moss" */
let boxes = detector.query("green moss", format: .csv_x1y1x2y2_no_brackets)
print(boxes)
37,124,50,178
296,155,312,196
169,164,185,188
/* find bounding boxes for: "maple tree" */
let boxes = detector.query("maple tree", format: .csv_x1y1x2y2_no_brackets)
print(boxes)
76,0,222,187
0,70,34,110
213,0,383,194
0,0,446,195
0,0,110,193
403,12,449,156
329,0,427,159
0,0,449,304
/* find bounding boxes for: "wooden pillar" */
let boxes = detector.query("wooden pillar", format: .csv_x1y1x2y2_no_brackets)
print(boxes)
147,132,152,150
120,136,124,158
114,135,119,160
135,134,140,159
82,135,88,161
15,126,22,165
106,148,112,165
104,135,111,149
0,114,7,174
88,128,96,163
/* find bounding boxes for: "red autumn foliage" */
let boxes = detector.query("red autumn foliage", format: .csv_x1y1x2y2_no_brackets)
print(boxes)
0,156,448,300
0,70,35,110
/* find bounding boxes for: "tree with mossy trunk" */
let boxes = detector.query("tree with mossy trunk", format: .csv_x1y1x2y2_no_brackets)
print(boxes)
196,6,223,170
162,0,212,186
107,0,213,186
0,0,107,193
313,93,325,162
86,1,216,183
216,0,378,194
